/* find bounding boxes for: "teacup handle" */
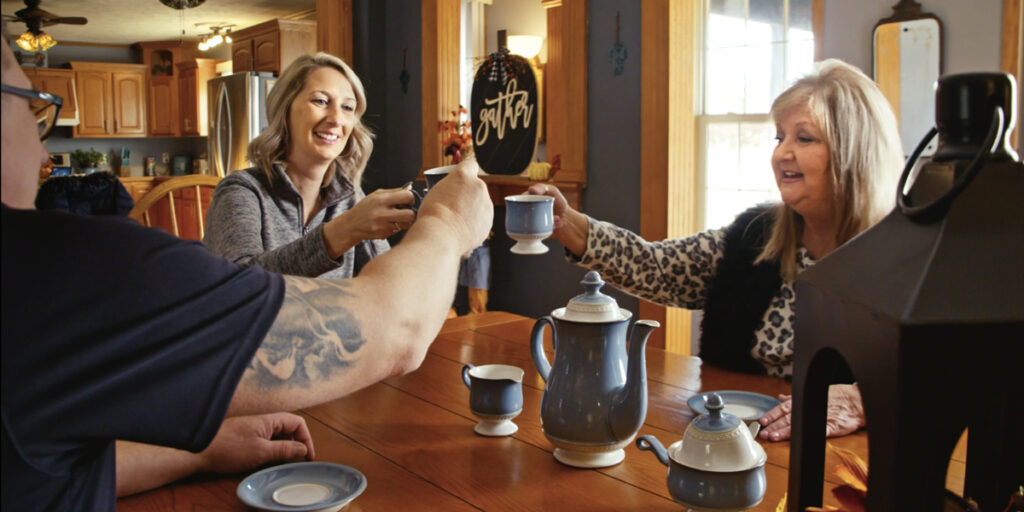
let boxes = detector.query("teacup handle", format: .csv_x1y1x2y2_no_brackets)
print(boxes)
461,363,475,389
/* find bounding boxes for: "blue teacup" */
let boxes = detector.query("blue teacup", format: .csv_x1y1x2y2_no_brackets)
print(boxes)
461,363,524,436
504,194,554,255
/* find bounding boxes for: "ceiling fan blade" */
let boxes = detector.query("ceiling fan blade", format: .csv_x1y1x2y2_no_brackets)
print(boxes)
13,6,57,20
50,17,88,25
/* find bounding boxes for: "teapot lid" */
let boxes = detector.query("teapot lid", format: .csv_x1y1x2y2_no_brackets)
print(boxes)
690,393,741,432
552,271,630,323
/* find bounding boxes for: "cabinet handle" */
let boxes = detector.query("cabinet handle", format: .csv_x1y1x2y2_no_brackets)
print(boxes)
104,120,107,131
185,118,190,131
114,120,118,132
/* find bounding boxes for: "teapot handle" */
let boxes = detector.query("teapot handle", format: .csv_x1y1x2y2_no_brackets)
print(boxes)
530,316,555,382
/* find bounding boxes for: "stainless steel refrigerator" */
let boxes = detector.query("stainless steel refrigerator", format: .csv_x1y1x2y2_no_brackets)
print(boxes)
207,71,276,177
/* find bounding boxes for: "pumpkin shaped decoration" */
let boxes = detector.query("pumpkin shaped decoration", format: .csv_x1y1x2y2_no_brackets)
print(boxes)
470,48,539,175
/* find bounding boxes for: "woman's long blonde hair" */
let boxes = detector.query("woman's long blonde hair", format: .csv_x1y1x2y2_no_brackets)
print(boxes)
247,52,374,190
756,59,904,279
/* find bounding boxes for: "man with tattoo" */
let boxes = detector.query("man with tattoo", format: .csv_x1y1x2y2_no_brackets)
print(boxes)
0,23,493,511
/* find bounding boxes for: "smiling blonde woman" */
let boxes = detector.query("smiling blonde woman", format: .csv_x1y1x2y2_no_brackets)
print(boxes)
204,52,417,279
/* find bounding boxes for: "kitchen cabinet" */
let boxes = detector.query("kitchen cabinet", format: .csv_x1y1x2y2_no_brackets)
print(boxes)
136,41,197,137
22,67,79,125
176,58,222,136
69,62,147,138
231,19,316,74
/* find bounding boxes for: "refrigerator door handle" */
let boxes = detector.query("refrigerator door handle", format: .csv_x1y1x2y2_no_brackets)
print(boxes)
214,82,232,177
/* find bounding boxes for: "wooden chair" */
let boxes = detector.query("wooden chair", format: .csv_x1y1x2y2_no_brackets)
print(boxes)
127,175,221,240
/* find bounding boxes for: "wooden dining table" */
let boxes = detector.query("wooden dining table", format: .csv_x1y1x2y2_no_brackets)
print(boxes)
118,311,967,511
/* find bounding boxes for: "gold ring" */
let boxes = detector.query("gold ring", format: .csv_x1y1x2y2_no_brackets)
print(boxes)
393,222,401,233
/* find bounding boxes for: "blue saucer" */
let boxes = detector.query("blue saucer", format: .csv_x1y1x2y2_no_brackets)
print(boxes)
687,390,782,421
237,461,367,512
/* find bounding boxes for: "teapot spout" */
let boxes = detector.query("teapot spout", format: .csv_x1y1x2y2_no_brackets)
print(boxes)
609,319,660,441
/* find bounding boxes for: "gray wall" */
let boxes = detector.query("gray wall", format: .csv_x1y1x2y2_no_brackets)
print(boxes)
355,0,423,193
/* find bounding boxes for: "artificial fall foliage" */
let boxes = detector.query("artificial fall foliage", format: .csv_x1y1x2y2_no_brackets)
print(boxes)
439,106,472,163
775,443,867,512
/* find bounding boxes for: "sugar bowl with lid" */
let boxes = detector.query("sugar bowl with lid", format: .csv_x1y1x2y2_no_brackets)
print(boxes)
636,393,767,511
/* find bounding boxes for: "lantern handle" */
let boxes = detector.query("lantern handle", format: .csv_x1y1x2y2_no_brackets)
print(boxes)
897,106,1004,223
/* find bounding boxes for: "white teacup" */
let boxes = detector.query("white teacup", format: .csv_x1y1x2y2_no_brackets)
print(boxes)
461,364,525,436
504,194,554,255
423,165,457,191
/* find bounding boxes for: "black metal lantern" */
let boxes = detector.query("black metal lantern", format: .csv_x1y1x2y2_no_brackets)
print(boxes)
788,72,1024,511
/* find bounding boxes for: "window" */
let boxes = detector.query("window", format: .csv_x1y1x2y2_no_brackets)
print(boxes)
698,0,815,230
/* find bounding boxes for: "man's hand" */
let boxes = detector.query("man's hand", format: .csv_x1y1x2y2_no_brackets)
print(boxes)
117,412,314,497
757,384,865,442
199,412,314,474
415,157,492,254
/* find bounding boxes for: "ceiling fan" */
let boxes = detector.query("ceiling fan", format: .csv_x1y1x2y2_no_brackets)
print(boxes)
3,0,87,52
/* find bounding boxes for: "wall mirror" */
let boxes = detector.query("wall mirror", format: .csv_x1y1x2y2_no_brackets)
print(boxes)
873,0,943,156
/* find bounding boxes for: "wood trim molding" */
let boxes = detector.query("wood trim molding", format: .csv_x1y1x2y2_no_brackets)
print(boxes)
559,0,587,185
316,0,353,64
813,0,824,61
640,0,699,354
421,0,461,170
1003,0,1022,150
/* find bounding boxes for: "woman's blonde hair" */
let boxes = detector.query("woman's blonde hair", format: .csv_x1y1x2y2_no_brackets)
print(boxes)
247,52,374,190
757,58,904,279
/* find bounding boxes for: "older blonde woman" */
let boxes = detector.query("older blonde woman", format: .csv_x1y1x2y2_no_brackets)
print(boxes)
529,59,903,441
204,52,415,278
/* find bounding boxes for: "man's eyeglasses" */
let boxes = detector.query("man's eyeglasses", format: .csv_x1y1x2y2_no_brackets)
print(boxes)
1,83,64,140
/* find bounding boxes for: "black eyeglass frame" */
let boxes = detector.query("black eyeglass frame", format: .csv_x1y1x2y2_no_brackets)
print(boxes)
1,83,64,140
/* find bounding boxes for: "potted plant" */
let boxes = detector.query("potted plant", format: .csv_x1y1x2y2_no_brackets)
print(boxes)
71,148,107,174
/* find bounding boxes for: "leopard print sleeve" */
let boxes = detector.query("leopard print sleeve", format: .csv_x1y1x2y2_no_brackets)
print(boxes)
571,216,725,309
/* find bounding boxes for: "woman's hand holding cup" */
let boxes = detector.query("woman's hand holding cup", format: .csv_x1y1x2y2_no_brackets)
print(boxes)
525,183,589,257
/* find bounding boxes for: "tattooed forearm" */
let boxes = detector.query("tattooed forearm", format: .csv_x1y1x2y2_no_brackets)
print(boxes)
247,276,365,389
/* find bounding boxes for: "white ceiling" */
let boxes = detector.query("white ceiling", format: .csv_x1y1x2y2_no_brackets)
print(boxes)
2,0,316,45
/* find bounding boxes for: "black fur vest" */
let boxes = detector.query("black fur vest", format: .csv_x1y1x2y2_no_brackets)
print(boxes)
698,205,779,374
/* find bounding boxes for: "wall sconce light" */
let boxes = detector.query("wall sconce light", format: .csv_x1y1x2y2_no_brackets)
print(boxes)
16,29,57,52
198,25,234,51
506,35,543,61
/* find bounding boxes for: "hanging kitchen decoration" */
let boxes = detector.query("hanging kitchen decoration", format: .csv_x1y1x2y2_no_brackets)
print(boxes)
470,48,539,175
608,11,627,76
399,48,410,94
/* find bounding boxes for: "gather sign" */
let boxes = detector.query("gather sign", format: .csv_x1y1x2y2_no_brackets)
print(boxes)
470,50,539,175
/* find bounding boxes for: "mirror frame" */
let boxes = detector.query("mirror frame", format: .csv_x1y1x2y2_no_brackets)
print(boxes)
872,0,944,155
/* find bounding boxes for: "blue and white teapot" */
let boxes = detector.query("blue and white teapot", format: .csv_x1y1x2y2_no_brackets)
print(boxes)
530,271,660,468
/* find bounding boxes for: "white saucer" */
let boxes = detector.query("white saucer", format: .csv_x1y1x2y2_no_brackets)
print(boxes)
237,461,367,512
687,390,782,422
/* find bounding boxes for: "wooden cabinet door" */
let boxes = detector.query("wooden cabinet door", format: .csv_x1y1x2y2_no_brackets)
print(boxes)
148,76,176,136
74,70,112,136
252,31,279,72
232,41,254,72
178,66,199,136
26,68,78,123
113,71,146,136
